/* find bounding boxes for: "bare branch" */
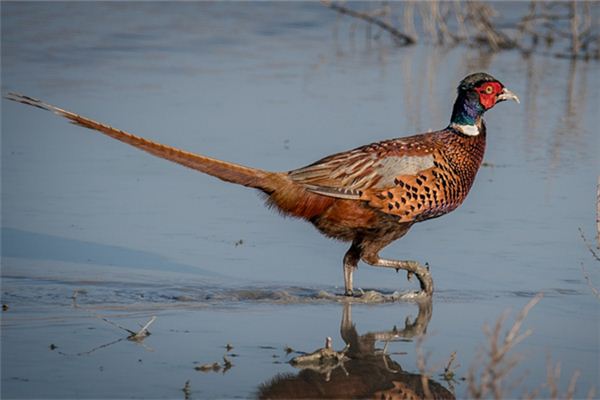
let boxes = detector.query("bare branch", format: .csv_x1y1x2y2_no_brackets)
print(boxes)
468,294,543,399
570,0,580,56
577,228,600,299
129,316,157,341
579,227,600,262
71,289,156,340
581,263,600,300
321,0,416,46
597,176,599,248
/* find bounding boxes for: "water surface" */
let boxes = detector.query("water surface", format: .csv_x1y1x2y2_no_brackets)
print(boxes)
2,2,599,398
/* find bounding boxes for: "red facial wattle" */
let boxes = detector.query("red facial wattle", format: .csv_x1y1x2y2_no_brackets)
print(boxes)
476,82,503,109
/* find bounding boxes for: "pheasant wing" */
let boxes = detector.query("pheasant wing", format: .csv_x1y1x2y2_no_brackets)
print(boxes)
289,135,451,222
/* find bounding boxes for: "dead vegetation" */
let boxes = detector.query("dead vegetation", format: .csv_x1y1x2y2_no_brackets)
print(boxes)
521,357,594,400
72,289,156,341
322,0,599,60
579,227,600,300
466,293,543,399
578,177,600,299
597,176,600,248
322,0,415,46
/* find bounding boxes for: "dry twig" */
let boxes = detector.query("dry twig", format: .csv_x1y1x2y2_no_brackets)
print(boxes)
321,0,416,46
467,293,543,399
523,357,584,400
578,227,600,299
442,351,460,381
71,289,157,341
596,176,599,248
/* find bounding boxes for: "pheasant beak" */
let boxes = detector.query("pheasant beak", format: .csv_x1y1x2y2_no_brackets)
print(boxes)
497,87,520,104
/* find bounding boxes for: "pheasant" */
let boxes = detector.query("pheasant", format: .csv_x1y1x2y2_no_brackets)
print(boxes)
6,72,519,297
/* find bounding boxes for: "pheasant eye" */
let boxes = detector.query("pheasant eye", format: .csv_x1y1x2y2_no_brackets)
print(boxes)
484,85,494,94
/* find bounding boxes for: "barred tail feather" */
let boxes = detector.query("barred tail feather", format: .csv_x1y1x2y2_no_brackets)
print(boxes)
6,93,273,191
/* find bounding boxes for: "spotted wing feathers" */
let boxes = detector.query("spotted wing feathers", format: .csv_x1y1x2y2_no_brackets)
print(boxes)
288,136,460,221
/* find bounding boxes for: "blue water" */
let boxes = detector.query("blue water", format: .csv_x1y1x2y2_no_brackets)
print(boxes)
2,2,599,398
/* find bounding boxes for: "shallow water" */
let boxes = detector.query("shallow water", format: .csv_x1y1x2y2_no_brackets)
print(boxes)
2,2,599,399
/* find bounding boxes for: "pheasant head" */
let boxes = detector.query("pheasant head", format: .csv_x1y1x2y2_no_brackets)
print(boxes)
450,72,519,136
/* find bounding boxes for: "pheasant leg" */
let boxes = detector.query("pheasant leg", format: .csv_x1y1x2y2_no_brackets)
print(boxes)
362,255,433,296
342,243,361,296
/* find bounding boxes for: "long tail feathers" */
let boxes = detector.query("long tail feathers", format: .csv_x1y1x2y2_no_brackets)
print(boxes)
6,93,274,191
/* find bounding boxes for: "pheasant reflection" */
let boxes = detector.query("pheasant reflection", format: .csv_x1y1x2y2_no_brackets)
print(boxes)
258,299,454,399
